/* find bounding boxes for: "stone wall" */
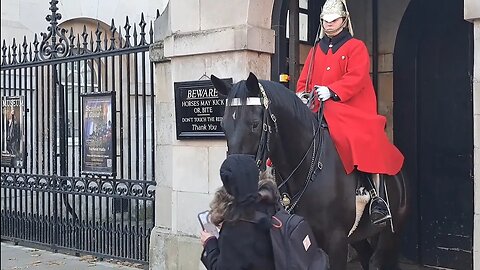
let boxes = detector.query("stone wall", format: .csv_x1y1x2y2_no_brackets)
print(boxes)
149,1,274,269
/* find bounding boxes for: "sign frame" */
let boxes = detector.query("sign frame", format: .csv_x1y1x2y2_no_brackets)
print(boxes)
174,78,231,140
1,96,26,169
80,91,116,176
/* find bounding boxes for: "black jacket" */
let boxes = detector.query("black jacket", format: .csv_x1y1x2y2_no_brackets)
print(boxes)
200,206,275,270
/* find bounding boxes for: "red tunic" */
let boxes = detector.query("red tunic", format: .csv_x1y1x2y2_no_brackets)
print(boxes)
297,37,404,175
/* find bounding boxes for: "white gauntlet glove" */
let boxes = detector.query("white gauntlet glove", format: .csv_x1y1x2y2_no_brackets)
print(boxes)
314,85,331,101
296,92,310,105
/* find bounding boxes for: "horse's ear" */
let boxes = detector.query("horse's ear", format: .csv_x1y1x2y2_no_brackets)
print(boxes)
211,75,231,98
245,72,260,96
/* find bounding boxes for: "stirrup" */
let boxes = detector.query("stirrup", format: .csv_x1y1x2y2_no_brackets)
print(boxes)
369,197,392,226
372,213,392,225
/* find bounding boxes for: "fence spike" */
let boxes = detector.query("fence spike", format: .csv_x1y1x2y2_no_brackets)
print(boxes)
2,39,7,65
22,36,28,63
104,28,108,51
118,27,123,48
124,16,131,48
139,13,147,46
133,23,138,47
7,46,11,65
149,21,154,44
109,18,117,50
29,43,33,62
156,9,160,19
33,34,39,61
76,34,81,54
89,31,94,52
81,25,88,51
95,21,102,52
11,38,18,64
68,27,75,55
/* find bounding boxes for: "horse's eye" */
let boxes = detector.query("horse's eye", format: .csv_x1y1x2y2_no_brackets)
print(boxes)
252,121,260,131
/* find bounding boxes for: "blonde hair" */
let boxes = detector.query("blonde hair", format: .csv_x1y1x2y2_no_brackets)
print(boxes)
209,186,234,226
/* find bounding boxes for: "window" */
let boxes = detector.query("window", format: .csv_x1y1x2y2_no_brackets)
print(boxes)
286,1,310,42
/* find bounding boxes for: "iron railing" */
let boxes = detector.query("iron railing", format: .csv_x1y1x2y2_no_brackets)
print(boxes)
1,0,157,265
1,173,155,263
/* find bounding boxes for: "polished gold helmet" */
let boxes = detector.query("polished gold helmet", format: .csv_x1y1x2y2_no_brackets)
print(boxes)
319,0,354,38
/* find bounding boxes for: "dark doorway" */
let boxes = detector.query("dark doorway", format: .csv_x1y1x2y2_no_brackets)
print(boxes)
394,0,473,268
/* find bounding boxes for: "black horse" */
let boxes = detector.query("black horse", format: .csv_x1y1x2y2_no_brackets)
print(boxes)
211,73,409,270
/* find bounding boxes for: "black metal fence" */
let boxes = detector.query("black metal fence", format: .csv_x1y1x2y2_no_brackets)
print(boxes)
1,1,156,265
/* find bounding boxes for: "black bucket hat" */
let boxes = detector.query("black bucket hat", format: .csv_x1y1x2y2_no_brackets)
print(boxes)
220,154,259,206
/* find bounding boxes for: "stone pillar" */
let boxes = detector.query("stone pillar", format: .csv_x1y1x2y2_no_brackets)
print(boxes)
465,0,480,268
149,1,274,269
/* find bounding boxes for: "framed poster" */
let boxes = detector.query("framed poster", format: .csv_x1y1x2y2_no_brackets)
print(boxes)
174,78,231,139
81,92,116,175
1,96,26,168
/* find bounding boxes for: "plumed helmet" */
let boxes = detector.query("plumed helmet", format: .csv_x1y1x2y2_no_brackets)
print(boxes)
319,0,354,38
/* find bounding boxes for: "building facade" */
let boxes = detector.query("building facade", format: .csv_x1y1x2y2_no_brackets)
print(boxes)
1,0,479,269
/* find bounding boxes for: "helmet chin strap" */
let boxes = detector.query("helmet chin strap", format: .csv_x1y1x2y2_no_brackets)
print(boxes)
323,17,348,37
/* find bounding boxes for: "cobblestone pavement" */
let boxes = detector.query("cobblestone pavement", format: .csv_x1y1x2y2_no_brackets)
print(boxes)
1,242,143,270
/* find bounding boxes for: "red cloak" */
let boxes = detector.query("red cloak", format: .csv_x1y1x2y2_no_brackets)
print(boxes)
297,38,404,175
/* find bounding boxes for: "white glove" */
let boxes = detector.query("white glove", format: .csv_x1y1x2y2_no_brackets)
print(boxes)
314,85,331,101
296,92,310,105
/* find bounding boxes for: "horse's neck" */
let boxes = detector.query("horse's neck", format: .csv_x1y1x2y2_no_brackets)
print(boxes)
270,112,316,181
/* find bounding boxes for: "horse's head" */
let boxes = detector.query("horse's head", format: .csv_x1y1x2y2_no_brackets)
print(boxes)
211,73,265,157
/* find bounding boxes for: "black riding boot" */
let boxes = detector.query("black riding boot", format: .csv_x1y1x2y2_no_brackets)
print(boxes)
369,175,392,226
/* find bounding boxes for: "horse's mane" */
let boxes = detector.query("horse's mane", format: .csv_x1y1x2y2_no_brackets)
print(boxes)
226,79,316,124
259,80,315,122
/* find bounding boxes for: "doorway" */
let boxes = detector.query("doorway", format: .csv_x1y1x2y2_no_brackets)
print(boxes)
394,0,473,268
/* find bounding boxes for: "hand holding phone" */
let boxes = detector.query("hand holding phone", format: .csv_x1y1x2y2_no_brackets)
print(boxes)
198,210,219,238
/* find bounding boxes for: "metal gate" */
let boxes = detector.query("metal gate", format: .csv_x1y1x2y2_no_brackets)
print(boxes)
1,1,156,265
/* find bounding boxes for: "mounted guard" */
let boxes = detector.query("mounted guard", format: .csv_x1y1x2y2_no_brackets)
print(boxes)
296,0,404,226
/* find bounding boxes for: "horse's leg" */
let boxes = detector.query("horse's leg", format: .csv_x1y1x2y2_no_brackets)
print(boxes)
370,230,401,270
368,172,407,270
351,239,373,270
325,230,349,270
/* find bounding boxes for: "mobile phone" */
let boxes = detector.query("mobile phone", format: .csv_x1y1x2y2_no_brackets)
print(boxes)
197,210,219,238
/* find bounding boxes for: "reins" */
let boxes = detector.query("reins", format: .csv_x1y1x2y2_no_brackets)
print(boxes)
276,103,326,213
277,102,324,190
280,23,324,212
253,83,326,213
226,82,326,213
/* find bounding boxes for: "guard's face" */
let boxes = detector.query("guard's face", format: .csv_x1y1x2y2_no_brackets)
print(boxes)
322,17,345,36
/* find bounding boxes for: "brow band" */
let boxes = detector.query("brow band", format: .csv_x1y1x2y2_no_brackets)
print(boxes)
227,97,262,106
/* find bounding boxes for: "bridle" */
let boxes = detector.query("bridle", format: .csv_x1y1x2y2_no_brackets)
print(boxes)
226,82,326,212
